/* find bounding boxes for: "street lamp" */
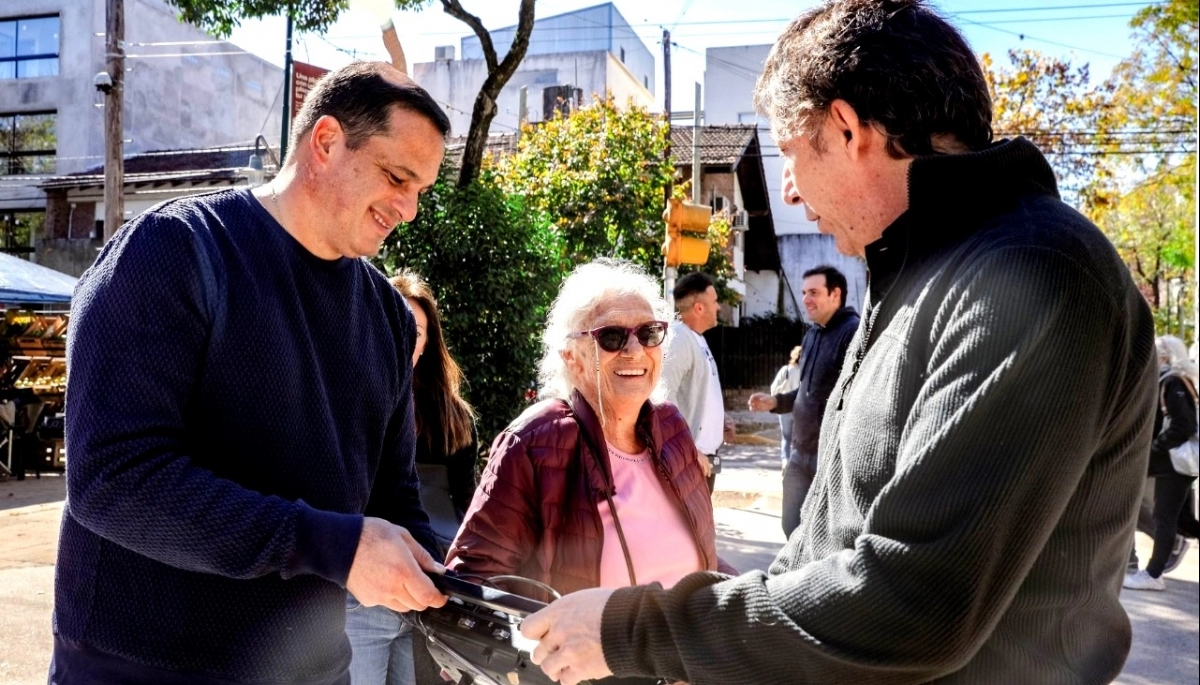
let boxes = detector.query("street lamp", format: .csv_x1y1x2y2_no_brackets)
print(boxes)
245,134,278,187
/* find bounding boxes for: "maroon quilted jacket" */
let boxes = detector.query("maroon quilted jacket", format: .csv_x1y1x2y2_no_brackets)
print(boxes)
446,390,734,596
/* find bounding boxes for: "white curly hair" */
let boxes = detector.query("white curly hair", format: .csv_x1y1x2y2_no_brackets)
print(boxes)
537,259,675,402
1156,335,1198,388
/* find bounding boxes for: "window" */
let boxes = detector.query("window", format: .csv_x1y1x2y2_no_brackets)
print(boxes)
0,15,60,79
737,112,761,125
0,210,44,256
619,47,626,63
0,111,56,175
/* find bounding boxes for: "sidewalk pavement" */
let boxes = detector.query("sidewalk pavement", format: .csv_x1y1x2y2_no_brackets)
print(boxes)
1,448,1196,684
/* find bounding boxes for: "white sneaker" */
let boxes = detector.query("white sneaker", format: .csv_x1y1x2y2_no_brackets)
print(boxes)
1123,569,1166,591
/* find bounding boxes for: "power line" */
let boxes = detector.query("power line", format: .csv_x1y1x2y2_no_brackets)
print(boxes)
953,16,1129,60
963,12,1140,25
953,1,1163,14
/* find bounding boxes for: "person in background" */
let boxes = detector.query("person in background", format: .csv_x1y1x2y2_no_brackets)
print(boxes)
749,265,859,537
346,270,477,685
1124,334,1200,591
447,259,736,602
662,272,735,493
768,346,802,467
52,62,449,685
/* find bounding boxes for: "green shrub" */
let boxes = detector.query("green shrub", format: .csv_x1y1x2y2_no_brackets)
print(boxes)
374,167,568,445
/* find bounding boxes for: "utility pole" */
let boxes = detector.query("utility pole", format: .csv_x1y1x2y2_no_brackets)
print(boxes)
663,28,672,206
517,85,528,139
103,0,125,241
662,28,675,301
279,14,295,163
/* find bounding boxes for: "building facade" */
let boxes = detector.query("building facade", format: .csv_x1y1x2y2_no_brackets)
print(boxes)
0,0,283,272
670,124,778,326
413,2,655,136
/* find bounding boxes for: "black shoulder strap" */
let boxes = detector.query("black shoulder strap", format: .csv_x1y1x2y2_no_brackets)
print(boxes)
1160,372,1199,415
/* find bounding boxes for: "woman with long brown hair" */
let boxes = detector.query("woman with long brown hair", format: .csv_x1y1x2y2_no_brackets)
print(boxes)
346,269,476,685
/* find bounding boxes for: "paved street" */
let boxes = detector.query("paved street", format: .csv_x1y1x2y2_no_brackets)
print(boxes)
1,444,1196,684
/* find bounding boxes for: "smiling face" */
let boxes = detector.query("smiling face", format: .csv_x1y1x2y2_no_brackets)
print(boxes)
563,293,663,417
801,274,841,326
314,106,444,259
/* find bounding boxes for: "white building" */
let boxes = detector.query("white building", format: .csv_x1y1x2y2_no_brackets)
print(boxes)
413,3,655,136
705,45,867,318
1,0,283,272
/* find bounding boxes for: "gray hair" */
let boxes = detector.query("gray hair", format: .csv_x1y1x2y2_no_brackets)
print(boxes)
538,259,674,401
1157,335,1198,388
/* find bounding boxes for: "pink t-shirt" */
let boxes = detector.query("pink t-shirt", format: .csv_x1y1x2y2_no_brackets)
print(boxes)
596,442,704,589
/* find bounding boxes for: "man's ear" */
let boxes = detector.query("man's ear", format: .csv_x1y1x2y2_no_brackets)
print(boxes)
828,99,874,160
308,115,344,166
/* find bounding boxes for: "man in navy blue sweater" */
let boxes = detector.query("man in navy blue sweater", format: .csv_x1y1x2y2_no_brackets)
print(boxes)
52,62,451,685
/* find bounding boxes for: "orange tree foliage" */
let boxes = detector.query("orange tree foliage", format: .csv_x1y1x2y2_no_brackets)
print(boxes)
982,49,1114,209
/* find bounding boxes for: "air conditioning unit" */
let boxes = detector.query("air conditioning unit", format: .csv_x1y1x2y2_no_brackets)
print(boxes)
435,45,456,61
730,210,749,230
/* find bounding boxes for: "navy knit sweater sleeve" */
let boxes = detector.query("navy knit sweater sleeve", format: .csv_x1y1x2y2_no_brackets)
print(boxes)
65,201,360,580
66,202,359,581
56,189,434,683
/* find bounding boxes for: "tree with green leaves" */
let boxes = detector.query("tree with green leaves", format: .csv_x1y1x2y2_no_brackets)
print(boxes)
496,96,675,277
373,166,566,443
1093,0,1198,341
1098,158,1196,337
1103,0,1197,167
165,0,535,187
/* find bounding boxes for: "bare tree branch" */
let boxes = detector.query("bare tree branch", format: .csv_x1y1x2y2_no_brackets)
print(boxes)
452,0,536,187
440,0,498,73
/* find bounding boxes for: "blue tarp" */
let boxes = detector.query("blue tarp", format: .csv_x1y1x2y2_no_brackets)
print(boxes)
0,252,77,304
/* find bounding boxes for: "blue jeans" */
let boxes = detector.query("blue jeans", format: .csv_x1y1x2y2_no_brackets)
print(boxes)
779,414,794,465
782,450,818,539
345,594,416,685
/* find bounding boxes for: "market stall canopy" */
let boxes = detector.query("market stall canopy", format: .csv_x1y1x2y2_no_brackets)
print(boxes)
0,252,78,304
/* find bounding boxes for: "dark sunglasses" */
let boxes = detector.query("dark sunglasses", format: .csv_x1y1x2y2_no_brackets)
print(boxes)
571,320,669,353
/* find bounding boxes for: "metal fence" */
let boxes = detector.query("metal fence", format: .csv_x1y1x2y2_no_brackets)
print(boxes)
704,318,809,390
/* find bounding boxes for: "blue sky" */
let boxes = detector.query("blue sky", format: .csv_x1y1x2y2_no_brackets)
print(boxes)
227,0,1158,113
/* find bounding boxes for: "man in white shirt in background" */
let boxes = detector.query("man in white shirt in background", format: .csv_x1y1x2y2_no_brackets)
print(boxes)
663,272,734,493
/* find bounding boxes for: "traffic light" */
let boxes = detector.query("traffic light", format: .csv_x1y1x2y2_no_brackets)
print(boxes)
662,197,712,267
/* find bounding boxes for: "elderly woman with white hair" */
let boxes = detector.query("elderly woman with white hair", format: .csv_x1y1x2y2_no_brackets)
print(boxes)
447,259,735,606
1124,335,1200,591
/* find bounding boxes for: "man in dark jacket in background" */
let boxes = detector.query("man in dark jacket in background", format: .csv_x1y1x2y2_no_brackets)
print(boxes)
749,265,859,537
518,2,1157,684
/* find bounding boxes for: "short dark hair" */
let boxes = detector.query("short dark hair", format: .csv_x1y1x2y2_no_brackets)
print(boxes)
802,265,847,308
754,0,992,158
673,272,715,304
289,61,451,160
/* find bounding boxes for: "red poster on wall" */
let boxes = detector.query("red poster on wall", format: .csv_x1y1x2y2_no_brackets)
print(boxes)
291,61,330,121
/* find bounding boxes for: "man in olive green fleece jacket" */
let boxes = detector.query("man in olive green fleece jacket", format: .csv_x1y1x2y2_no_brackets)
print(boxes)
518,2,1157,684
